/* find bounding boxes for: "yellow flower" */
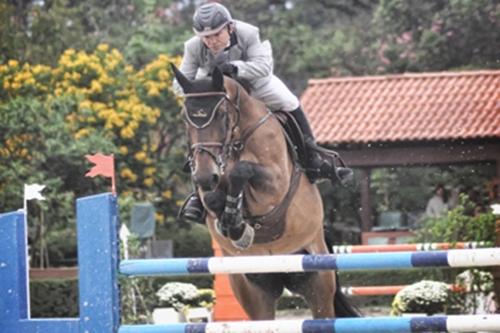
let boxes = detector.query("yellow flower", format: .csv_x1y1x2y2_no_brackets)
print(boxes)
64,48,76,56
147,85,160,97
162,190,172,199
158,69,169,81
79,100,92,109
134,151,147,161
155,213,164,223
120,127,134,139
119,146,128,155
120,168,137,181
74,128,90,139
90,80,102,93
97,44,109,52
144,167,156,176
8,60,19,68
143,178,154,187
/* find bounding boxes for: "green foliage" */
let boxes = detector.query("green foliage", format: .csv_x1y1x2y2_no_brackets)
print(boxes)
373,0,500,73
157,223,214,258
30,278,79,318
415,194,496,244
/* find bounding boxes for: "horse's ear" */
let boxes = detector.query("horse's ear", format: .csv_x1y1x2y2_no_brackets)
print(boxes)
212,66,224,91
170,63,192,93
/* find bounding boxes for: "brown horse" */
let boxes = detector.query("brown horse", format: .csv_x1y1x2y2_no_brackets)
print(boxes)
172,64,358,320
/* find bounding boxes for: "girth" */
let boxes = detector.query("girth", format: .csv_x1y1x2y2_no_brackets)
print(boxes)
244,164,302,243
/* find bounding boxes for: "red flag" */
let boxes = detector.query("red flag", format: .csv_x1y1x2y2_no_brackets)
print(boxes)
85,153,116,194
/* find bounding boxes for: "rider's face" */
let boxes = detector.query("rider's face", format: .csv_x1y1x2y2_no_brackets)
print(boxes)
202,26,231,54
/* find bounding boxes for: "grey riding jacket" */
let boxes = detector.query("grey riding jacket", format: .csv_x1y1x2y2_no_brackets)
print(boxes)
173,20,300,111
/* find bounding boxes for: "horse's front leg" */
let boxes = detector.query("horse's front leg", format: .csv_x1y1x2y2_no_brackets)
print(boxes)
218,161,265,249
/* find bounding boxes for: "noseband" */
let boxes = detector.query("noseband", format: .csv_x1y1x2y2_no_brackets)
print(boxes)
184,86,271,174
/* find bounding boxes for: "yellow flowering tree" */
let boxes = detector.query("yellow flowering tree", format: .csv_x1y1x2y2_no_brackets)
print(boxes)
0,45,189,265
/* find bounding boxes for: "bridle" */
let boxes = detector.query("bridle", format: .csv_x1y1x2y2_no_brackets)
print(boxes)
184,85,271,175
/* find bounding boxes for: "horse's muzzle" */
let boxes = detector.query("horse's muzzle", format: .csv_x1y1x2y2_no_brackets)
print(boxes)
193,172,220,191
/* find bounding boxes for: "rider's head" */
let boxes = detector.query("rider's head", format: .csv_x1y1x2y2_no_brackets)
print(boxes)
193,3,233,53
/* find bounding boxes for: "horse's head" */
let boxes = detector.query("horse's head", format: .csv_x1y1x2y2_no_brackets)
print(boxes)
172,64,241,192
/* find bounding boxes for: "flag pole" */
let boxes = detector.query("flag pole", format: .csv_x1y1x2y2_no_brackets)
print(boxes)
111,154,116,195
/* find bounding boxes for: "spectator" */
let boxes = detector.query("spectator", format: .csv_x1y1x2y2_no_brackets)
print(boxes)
425,184,448,218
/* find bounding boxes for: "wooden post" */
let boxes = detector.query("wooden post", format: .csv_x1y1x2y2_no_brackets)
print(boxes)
359,168,372,233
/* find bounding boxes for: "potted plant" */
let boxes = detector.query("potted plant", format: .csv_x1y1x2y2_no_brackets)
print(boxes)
391,280,450,316
155,282,214,323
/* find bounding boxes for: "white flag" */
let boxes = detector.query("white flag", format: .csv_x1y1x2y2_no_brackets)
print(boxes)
491,203,500,215
24,184,46,201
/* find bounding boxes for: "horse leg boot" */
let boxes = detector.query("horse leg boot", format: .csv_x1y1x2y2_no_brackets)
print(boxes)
218,161,265,249
290,107,353,185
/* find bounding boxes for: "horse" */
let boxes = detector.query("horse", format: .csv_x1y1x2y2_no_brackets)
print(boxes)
172,64,359,320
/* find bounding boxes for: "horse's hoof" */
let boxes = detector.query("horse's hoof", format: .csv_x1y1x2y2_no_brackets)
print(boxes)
231,224,255,250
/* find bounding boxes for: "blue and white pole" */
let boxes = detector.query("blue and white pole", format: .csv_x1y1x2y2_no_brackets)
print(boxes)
120,248,500,276
119,315,500,333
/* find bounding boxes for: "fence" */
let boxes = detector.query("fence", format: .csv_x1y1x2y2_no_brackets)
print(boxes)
1,193,499,333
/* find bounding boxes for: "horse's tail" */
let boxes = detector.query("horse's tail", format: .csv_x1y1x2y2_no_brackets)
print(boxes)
334,271,362,317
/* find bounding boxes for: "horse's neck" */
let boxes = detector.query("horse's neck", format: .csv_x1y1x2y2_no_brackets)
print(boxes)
238,90,269,128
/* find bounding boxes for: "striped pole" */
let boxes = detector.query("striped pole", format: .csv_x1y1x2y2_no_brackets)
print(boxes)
332,241,488,254
118,315,500,333
120,248,500,276
341,284,465,296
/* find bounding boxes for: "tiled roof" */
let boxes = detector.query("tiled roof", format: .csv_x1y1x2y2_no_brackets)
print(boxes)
301,70,500,144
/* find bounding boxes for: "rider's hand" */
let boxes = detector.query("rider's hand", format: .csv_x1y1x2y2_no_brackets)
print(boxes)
219,63,238,77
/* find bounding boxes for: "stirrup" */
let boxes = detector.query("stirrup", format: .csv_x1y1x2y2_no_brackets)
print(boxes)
305,146,353,186
178,193,206,223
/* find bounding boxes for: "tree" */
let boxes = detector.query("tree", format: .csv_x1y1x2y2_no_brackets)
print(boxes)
372,0,500,73
0,45,187,265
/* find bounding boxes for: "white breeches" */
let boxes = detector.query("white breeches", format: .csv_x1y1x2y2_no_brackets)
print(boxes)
251,75,300,112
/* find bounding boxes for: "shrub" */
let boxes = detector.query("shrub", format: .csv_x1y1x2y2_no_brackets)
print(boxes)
391,280,449,315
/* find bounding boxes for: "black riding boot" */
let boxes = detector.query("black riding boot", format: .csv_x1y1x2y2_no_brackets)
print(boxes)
290,107,353,185
178,193,206,223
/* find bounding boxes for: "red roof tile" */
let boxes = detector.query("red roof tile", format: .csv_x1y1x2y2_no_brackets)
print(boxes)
301,70,500,144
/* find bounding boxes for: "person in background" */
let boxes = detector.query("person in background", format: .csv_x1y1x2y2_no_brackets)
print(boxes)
425,184,448,218
174,2,352,223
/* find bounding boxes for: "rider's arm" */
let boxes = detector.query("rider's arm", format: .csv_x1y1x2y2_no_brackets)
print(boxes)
172,37,200,96
230,24,273,80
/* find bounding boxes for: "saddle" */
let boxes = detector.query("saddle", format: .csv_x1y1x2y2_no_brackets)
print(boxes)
274,111,353,186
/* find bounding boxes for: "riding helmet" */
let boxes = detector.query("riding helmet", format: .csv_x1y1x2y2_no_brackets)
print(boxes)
192,3,232,37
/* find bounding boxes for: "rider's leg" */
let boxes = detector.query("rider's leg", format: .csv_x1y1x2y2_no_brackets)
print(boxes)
178,192,205,223
251,76,352,185
289,106,327,172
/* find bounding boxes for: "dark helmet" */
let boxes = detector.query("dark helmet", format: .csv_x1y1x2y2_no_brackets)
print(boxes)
193,3,232,37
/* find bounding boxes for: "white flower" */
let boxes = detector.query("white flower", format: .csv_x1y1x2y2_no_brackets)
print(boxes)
394,280,449,315
156,282,199,311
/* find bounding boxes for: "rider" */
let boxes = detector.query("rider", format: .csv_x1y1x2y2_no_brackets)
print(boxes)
173,2,351,223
